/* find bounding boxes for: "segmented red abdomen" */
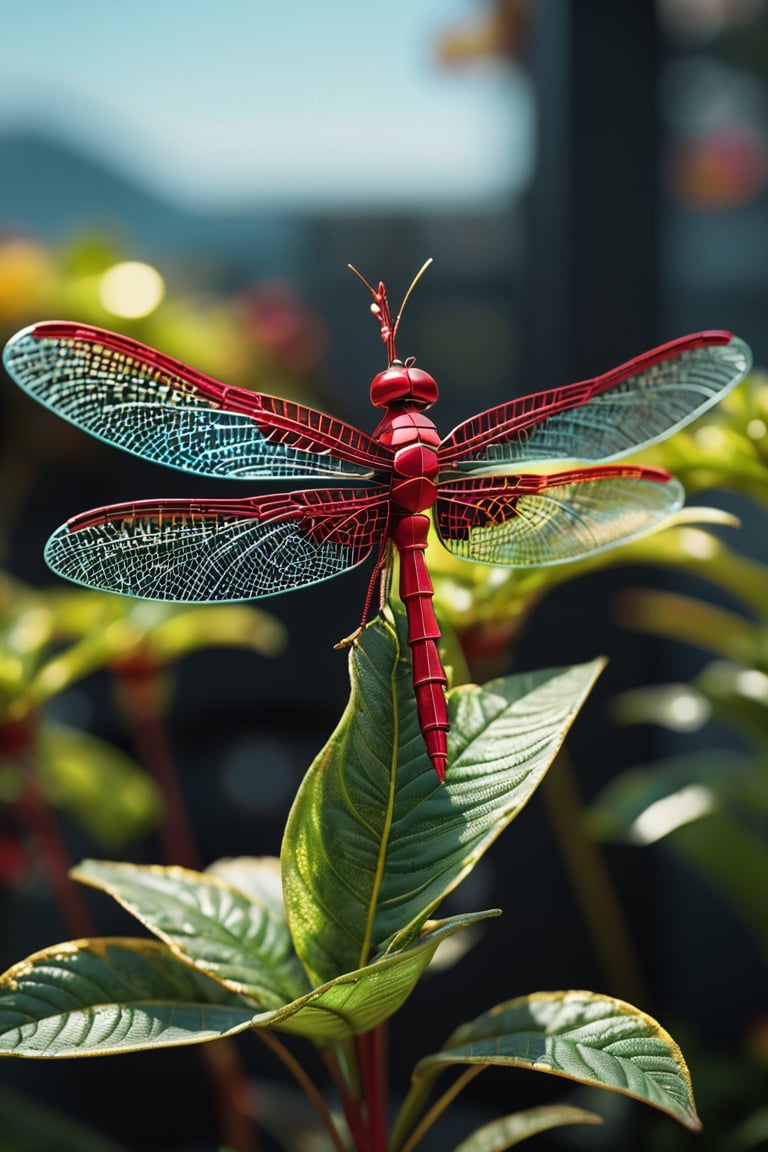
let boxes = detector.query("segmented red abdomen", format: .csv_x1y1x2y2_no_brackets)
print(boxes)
376,408,448,779
391,513,448,780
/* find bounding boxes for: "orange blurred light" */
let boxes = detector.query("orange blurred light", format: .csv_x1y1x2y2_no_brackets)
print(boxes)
0,239,55,323
666,125,768,208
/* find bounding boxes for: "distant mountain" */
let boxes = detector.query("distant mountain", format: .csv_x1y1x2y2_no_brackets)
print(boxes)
0,130,303,280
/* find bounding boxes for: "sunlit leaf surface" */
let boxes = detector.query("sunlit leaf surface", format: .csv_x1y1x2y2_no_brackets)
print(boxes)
72,860,307,1006
0,938,257,1057
283,607,604,986
412,991,701,1132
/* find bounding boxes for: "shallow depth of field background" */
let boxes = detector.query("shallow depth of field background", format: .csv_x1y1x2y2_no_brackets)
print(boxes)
0,3,766,1150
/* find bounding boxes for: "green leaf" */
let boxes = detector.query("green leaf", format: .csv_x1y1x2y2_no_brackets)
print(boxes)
47,591,287,662
71,859,308,1006
23,592,286,706
283,607,604,986
136,603,288,662
451,1105,603,1150
205,854,286,912
0,913,498,1055
0,938,257,1057
588,752,768,952
38,724,160,848
671,805,768,954
70,859,498,1042
409,991,701,1133
588,751,767,839
615,588,757,662
251,911,499,1042
0,578,55,706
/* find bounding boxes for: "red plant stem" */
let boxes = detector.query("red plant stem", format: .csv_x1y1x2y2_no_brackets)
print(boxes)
337,1086,367,1151
15,769,95,938
357,1026,388,1152
114,666,200,869
321,1046,368,1150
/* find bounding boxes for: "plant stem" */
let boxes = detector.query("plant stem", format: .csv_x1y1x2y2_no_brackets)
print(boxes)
15,767,95,939
203,1040,262,1152
113,664,200,869
357,1026,388,1152
258,1030,349,1152
322,1045,368,1149
4,713,95,939
397,1067,483,1152
540,749,650,1006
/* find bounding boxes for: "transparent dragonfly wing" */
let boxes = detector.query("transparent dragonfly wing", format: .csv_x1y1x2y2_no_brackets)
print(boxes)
4,322,390,481
44,487,390,601
439,332,752,471
435,467,684,567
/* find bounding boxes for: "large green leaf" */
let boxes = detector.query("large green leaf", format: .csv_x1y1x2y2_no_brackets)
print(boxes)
0,913,497,1055
450,1105,603,1151
283,607,604,986
71,859,308,1006
0,938,257,1057
70,858,499,1043
254,911,499,1042
401,991,700,1138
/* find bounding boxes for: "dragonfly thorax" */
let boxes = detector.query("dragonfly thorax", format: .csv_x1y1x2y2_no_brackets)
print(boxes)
370,360,438,409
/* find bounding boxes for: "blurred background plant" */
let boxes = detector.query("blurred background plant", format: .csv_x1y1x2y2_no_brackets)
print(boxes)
0,1,766,1150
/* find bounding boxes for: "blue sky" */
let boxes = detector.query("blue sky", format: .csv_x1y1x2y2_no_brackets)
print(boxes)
0,0,533,208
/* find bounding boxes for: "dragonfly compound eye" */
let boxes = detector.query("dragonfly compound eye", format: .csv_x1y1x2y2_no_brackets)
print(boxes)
370,362,439,409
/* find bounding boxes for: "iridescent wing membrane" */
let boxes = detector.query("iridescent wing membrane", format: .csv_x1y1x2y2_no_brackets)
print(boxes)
435,331,752,566
44,489,391,602
3,322,392,600
4,322,389,481
2,322,753,598
439,331,751,469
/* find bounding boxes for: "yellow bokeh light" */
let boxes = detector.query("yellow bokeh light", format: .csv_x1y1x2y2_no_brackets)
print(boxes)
98,261,165,319
693,425,729,451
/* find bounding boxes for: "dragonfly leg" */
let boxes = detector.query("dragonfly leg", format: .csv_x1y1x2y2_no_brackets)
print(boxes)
333,541,392,649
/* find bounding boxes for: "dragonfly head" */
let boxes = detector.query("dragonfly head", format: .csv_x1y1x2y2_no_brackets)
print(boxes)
349,259,437,407
370,359,438,409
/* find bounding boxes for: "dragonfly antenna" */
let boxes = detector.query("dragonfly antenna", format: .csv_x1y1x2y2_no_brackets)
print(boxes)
348,258,433,365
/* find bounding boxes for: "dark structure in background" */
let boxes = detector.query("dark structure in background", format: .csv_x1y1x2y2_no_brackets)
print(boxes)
1,4,765,1149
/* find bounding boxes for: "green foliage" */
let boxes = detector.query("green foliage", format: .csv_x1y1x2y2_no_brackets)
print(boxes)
404,991,700,1133
0,572,285,850
0,607,701,1148
450,1106,603,1151
283,610,604,985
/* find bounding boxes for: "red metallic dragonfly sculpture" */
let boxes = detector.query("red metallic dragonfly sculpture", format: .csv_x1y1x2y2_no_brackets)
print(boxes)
3,261,752,779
